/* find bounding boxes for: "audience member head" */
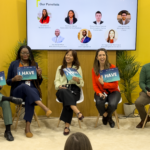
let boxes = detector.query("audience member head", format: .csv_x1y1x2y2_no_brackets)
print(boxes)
64,132,93,150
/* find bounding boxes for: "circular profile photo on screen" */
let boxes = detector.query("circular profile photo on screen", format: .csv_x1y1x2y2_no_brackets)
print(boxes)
78,29,92,43
105,29,118,44
37,9,51,24
52,29,64,43
93,11,104,25
117,10,131,25
65,10,78,24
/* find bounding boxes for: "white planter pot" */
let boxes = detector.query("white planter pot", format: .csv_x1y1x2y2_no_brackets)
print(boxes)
123,103,136,117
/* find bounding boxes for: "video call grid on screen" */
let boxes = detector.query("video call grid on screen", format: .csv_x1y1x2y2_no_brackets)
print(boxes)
27,0,138,50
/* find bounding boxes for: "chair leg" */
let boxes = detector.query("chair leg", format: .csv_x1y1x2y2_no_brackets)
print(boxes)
34,111,40,128
57,108,63,127
95,113,100,128
114,110,120,129
13,105,20,122
142,106,150,129
0,107,3,119
15,105,22,130
78,118,81,128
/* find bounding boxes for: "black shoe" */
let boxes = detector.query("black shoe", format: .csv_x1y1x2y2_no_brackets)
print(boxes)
4,131,14,141
108,117,115,128
63,127,70,136
11,97,23,105
102,116,108,125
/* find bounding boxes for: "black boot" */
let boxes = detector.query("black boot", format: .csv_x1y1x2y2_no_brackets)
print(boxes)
102,116,108,125
108,117,115,128
11,97,23,105
4,131,14,141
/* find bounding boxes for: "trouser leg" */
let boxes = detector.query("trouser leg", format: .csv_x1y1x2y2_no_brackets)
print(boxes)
60,106,73,124
0,100,12,125
106,91,121,118
94,93,107,116
24,97,34,123
135,92,150,120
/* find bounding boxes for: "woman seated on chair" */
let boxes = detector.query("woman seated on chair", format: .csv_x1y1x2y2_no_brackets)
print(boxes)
6,45,52,138
92,48,121,128
0,86,22,141
54,50,84,135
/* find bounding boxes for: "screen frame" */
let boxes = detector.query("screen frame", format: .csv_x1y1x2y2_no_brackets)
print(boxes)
26,0,138,51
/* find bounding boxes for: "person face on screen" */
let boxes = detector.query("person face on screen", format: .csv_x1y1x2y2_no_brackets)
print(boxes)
121,12,127,21
68,10,74,19
107,29,115,43
95,12,102,22
82,30,87,37
97,50,106,65
20,48,30,61
42,9,48,18
65,51,74,64
55,29,60,37
109,30,115,39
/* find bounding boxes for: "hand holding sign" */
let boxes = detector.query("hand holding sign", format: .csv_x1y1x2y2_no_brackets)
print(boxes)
36,67,42,77
98,76,104,85
72,76,79,83
12,75,22,82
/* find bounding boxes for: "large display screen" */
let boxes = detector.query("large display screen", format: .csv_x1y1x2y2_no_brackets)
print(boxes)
27,0,138,50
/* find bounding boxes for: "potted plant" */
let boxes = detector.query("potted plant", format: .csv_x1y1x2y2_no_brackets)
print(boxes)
117,51,141,116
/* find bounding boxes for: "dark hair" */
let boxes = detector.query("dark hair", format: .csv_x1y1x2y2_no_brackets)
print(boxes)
107,29,115,43
121,11,127,16
95,11,102,15
41,9,48,23
60,50,80,76
67,10,76,19
16,45,42,98
64,132,93,150
93,48,111,75
16,46,35,62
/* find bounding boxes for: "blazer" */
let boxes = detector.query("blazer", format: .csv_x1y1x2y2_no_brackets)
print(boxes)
65,17,77,24
82,37,91,43
118,19,130,25
52,36,64,43
54,65,84,90
6,60,43,96
93,21,104,24
92,64,119,95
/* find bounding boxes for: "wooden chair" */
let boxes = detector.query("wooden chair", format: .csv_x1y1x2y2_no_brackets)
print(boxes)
142,104,150,129
56,88,84,128
0,107,3,119
13,101,40,129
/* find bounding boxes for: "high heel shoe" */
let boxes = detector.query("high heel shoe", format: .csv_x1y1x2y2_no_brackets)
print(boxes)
77,112,84,121
63,127,70,136
46,110,52,117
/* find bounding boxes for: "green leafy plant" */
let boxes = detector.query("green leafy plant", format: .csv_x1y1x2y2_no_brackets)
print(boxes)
117,51,141,104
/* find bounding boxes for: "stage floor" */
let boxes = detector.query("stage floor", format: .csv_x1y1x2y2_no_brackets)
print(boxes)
0,116,150,150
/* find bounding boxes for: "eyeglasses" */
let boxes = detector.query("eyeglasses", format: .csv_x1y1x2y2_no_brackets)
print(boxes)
21,52,30,55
